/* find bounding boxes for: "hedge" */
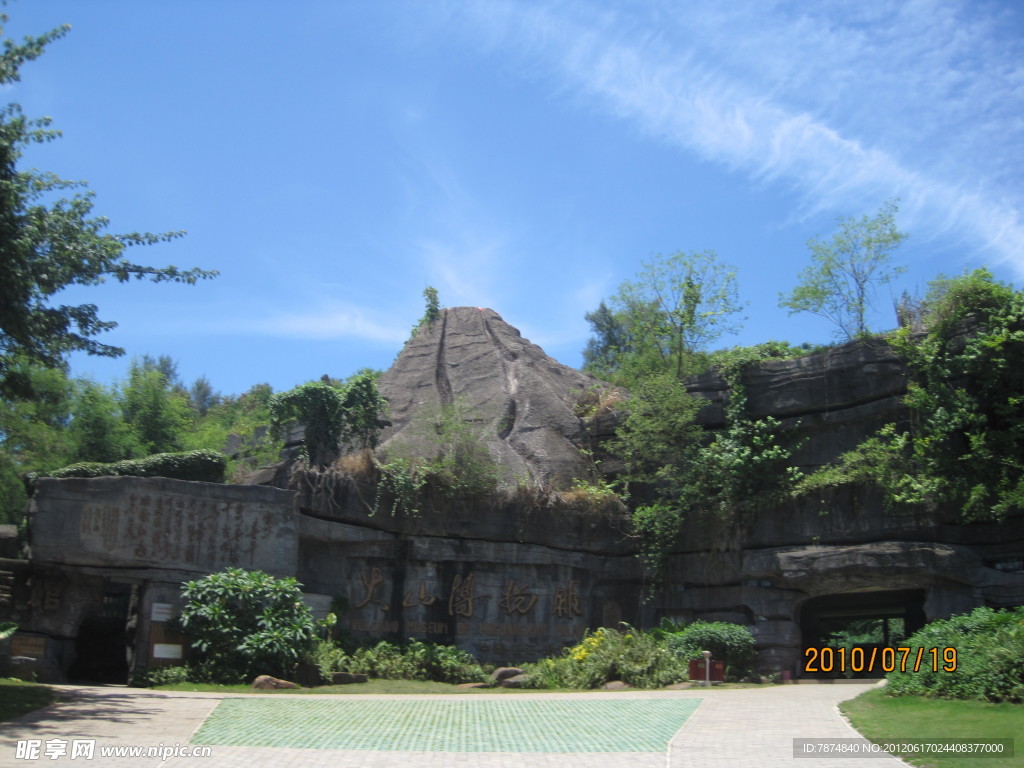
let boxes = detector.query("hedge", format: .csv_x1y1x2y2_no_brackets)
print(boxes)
31,450,227,487
885,606,1024,703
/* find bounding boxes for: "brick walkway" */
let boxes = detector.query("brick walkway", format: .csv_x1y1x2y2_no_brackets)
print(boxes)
0,683,908,768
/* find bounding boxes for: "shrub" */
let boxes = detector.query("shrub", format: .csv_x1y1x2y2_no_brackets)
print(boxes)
142,665,193,687
307,638,349,683
337,639,487,684
177,568,317,684
34,449,227,486
523,626,688,689
666,621,757,681
886,606,1024,703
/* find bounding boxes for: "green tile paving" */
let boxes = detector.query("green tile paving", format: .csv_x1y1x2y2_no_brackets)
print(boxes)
191,697,702,753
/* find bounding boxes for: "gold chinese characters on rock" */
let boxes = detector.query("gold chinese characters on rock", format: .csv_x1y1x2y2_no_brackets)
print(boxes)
350,569,585,622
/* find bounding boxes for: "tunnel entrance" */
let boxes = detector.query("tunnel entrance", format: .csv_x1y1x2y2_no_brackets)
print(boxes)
799,589,926,678
68,582,133,684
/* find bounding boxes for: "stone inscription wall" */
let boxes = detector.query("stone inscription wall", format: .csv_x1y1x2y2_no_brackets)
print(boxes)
31,477,298,577
79,497,272,569
342,565,596,662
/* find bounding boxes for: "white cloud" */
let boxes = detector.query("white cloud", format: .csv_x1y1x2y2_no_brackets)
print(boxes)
256,302,409,344
452,0,1024,274
418,237,505,310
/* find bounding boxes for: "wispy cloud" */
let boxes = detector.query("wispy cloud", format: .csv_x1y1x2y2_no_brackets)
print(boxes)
451,0,1024,273
254,301,409,344
418,237,506,309
386,136,515,309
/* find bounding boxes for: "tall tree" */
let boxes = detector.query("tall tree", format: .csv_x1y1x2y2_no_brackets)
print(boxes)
270,371,385,468
0,356,73,469
188,375,221,416
779,199,907,339
0,357,73,523
120,359,191,455
67,379,139,463
583,250,744,384
581,300,631,379
0,12,216,398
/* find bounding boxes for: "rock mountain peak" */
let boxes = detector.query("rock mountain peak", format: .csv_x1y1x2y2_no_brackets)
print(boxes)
376,307,606,485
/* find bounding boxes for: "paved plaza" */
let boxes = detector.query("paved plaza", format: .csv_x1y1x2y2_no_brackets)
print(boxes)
0,682,908,768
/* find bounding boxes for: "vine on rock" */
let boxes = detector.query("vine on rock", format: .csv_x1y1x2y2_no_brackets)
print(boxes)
614,343,801,578
270,371,385,468
797,269,1024,522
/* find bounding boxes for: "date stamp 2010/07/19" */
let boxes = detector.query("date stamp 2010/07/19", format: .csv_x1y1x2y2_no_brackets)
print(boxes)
803,646,957,674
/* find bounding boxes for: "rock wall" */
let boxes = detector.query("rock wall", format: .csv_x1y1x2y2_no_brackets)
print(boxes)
9,477,298,683
8,314,1024,682
669,337,1024,673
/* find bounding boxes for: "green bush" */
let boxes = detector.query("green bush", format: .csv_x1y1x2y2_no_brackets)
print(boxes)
177,568,317,684
141,665,193,687
337,639,487,684
886,606,1024,703
523,626,688,689
34,449,227,486
666,621,758,681
307,638,349,683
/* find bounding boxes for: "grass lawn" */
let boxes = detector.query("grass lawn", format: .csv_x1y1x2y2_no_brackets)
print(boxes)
841,688,1022,768
0,679,63,721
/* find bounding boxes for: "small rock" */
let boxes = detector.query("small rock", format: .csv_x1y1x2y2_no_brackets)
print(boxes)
602,680,629,690
251,674,298,689
498,673,530,688
293,662,323,688
330,672,368,685
491,666,525,682
456,682,491,689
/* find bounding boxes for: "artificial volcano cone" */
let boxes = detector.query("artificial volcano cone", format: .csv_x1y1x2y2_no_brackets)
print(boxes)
376,307,610,486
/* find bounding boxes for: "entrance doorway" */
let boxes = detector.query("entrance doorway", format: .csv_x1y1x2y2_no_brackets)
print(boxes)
799,589,926,678
68,582,133,683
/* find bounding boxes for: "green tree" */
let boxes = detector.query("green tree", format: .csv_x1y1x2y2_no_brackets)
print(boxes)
613,346,800,576
0,356,73,470
270,371,385,468
0,357,74,522
66,378,140,463
890,269,1024,519
610,373,705,571
0,360,74,528
338,370,387,450
780,199,907,339
177,568,317,683
421,286,440,325
0,452,26,525
181,382,276,479
0,13,216,398
796,269,1024,521
188,375,220,416
583,250,744,385
411,286,442,339
120,358,192,455
581,300,632,379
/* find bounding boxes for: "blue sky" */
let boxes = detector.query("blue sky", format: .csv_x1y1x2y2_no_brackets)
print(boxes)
6,0,1024,396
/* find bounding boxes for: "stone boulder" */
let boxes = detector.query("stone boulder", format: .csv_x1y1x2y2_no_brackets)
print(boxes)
376,307,613,486
490,666,525,682
497,673,531,688
251,675,298,689
330,671,368,685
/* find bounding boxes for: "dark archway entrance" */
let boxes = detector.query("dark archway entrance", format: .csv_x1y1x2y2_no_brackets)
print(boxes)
68,582,133,683
799,589,926,678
